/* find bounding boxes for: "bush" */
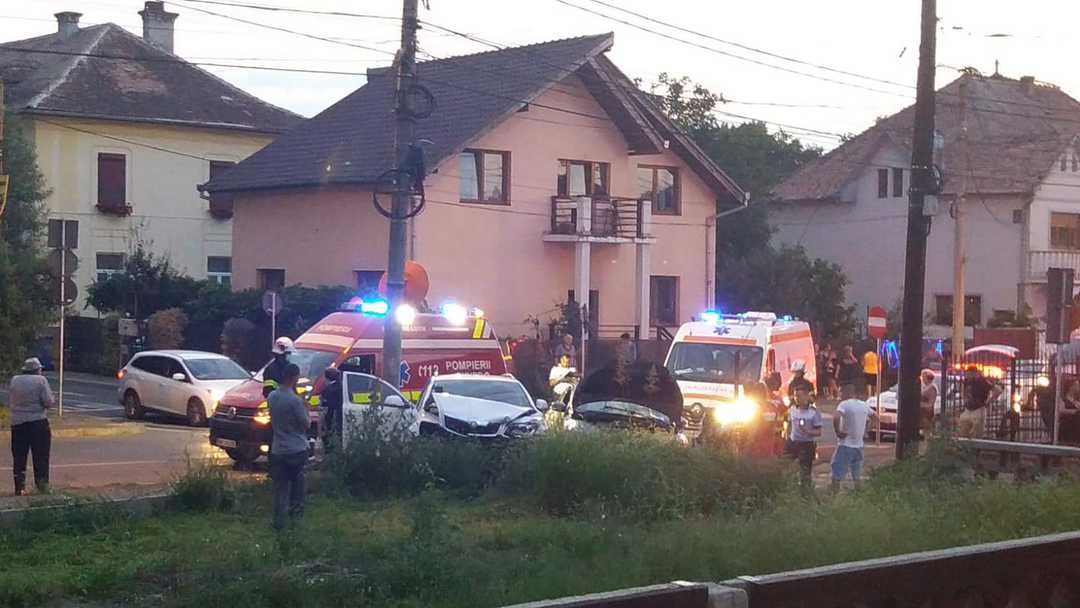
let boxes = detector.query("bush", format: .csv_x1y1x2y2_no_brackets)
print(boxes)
148,308,188,350
330,408,789,519
169,464,236,513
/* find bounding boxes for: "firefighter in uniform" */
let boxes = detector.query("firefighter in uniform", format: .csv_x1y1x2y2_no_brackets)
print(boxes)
263,337,295,398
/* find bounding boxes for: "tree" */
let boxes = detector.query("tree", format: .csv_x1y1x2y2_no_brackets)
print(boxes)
0,113,52,374
650,75,855,339
86,244,199,318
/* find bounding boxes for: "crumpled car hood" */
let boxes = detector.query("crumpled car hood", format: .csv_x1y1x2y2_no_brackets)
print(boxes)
433,393,536,424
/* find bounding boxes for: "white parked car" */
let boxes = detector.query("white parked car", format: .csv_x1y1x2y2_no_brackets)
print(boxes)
118,351,252,426
867,380,942,439
416,374,548,439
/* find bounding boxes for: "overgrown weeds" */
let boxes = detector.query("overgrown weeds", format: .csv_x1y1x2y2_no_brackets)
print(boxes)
168,461,236,513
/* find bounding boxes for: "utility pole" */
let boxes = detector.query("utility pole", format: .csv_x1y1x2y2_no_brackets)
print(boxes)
951,78,968,366
896,0,937,459
382,0,420,388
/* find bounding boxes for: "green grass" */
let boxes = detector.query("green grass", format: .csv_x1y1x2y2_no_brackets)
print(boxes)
3,432,1080,607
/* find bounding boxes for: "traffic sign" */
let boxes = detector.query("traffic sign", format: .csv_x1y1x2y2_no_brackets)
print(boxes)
262,290,283,317
54,277,78,306
47,249,78,276
867,306,888,339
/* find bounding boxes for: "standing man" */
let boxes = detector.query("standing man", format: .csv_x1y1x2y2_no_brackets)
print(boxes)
8,358,55,495
786,384,822,497
263,337,294,398
831,384,877,491
919,369,939,433
862,346,880,398
268,363,309,530
319,367,344,454
958,367,1001,438
837,345,860,399
615,332,637,365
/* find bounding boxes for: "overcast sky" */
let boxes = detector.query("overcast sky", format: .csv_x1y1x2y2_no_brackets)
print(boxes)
5,1,1078,150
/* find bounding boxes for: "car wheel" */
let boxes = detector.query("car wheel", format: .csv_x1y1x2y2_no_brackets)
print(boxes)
224,447,259,464
123,391,146,420
186,399,208,427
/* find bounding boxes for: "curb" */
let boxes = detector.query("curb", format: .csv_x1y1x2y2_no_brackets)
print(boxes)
0,422,144,441
0,493,169,526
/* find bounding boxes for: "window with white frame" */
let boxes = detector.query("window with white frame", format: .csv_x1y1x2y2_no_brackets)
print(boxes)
207,256,232,287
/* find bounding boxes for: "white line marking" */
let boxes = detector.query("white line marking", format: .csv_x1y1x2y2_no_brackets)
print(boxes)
51,460,170,468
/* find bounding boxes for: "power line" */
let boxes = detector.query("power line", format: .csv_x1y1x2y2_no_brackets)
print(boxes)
178,0,400,21
579,0,915,92
551,0,913,99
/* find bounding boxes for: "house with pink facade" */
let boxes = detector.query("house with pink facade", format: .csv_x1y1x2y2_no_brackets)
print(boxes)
201,34,745,340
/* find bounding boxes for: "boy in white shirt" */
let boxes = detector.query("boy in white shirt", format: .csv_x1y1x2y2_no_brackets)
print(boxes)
831,384,877,491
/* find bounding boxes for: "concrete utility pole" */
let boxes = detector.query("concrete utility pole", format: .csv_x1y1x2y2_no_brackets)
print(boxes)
951,78,968,365
382,0,420,388
896,0,938,459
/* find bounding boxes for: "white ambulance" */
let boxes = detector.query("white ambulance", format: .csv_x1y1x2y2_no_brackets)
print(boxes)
664,311,817,431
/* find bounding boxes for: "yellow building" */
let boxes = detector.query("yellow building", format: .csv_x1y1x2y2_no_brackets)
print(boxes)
0,3,300,312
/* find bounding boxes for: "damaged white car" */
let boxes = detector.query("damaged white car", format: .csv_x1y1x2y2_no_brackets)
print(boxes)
416,374,548,439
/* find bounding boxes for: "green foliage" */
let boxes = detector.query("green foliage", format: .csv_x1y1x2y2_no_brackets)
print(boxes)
169,464,236,513
651,75,854,339
86,244,200,318
0,113,52,375
147,307,189,350
719,244,857,341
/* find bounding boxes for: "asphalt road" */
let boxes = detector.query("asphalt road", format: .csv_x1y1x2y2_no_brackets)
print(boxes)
0,371,123,418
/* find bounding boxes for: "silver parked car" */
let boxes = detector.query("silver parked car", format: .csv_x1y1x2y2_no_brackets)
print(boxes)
416,374,548,439
118,350,252,426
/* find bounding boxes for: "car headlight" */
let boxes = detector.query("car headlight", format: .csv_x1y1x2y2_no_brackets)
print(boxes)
712,397,759,426
507,420,541,437
254,408,271,425
1037,376,1050,388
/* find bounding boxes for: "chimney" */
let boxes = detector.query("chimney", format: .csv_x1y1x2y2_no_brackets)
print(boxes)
138,1,179,54
54,12,82,39
1020,75,1036,94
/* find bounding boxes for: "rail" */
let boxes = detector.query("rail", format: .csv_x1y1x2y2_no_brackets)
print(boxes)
726,530,1080,606
1028,249,1080,281
549,196,648,239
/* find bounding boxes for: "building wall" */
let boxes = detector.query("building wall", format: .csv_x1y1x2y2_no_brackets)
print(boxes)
31,116,273,312
1024,146,1080,327
411,75,718,336
772,142,1026,332
232,75,724,337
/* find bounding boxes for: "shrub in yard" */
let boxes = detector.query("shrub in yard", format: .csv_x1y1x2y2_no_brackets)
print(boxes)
169,464,235,513
147,307,189,350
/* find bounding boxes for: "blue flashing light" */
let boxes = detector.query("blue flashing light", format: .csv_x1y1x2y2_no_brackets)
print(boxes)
781,315,793,322
441,302,468,325
700,310,721,324
360,298,389,317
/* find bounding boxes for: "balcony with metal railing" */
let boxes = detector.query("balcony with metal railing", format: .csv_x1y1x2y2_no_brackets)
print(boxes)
1027,250,1080,282
545,196,654,243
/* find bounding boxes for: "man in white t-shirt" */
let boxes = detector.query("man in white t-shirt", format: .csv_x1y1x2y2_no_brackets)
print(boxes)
831,384,877,491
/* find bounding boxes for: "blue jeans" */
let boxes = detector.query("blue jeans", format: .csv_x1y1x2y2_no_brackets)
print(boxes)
831,445,865,481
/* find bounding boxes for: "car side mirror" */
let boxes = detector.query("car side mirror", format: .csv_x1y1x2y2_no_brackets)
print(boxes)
383,394,406,408
535,399,549,412
171,372,187,382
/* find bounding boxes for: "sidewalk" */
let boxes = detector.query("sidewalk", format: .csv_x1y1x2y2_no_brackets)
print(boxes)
42,370,118,387
0,413,143,440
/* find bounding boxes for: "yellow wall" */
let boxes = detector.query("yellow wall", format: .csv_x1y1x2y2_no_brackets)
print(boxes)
31,116,275,312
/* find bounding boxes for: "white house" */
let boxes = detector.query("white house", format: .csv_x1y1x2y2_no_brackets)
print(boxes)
771,72,1080,337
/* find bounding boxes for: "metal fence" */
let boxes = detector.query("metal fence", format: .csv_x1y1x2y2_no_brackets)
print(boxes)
941,350,1053,444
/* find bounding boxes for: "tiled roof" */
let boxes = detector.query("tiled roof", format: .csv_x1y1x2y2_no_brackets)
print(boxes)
201,33,744,204
772,73,1080,202
0,24,300,133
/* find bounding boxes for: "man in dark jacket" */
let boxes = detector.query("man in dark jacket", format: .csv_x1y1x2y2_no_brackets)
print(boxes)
320,367,344,453
263,337,295,398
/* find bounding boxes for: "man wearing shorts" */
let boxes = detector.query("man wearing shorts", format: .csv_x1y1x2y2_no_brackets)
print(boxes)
831,384,876,491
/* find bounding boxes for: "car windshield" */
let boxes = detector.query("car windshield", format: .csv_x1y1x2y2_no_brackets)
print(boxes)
432,379,532,408
257,348,338,383
666,343,763,384
183,357,250,380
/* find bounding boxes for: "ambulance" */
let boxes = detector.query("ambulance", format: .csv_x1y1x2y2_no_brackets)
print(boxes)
208,298,510,464
664,311,816,437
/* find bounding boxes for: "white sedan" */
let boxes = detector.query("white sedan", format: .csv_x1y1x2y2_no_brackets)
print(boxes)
118,350,251,426
416,374,548,439
866,380,941,439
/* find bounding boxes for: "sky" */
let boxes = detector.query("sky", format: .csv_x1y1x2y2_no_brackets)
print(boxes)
4,0,1079,151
